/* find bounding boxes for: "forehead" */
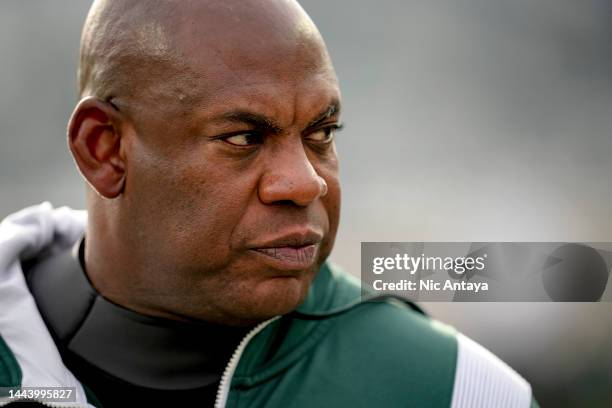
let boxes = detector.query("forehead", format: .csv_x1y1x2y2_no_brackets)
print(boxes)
136,12,340,126
106,0,343,132
191,74,341,132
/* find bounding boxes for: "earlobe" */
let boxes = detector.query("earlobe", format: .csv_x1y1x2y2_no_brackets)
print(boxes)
68,97,126,199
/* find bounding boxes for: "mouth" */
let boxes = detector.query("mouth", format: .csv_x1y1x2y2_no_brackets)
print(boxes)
252,244,318,270
247,230,322,271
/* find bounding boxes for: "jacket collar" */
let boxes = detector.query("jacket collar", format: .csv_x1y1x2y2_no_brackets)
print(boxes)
230,262,368,386
294,262,364,317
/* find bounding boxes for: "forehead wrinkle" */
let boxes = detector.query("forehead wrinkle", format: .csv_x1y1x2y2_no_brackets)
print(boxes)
185,72,340,131
103,58,207,123
80,0,338,126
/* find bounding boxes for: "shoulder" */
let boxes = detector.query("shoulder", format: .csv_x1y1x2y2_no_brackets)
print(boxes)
323,263,458,358
450,331,535,408
325,265,536,407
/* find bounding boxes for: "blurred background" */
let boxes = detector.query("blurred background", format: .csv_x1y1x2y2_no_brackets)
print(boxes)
1,1,611,406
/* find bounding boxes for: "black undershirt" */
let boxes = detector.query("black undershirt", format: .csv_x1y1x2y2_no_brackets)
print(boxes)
62,353,220,407
23,238,250,408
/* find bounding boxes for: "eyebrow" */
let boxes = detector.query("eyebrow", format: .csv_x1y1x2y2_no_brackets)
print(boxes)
307,102,342,128
215,110,283,134
211,101,342,133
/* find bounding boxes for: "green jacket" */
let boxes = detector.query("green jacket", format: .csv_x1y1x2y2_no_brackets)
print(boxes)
0,262,538,407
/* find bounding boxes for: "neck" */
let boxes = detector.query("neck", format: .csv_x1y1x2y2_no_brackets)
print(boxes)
85,216,264,326
25,237,251,389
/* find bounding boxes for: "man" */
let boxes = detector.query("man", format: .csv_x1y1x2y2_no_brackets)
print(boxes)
0,0,539,407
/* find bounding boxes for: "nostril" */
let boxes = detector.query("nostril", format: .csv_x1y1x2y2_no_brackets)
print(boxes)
258,159,328,206
274,200,296,207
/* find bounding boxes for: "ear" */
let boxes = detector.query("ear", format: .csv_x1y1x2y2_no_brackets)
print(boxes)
68,97,126,198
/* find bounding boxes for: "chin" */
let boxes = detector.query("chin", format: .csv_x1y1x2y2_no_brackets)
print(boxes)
239,275,311,322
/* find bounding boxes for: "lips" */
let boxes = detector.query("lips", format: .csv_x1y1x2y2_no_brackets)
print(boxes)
247,230,322,271
255,244,317,266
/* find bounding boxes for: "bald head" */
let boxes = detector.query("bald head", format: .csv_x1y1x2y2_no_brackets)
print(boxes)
78,0,334,108
70,0,342,325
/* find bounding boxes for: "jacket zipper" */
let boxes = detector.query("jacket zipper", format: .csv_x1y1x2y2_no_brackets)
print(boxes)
3,318,280,408
214,316,280,408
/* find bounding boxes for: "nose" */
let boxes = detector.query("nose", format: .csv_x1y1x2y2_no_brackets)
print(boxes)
258,142,328,207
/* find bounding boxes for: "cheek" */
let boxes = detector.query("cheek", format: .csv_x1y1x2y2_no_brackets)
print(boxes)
166,165,254,268
324,179,341,237
126,143,256,270
323,178,341,227
318,153,341,228
318,167,341,259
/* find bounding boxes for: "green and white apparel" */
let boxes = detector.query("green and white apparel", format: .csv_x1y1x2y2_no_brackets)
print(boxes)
0,203,539,407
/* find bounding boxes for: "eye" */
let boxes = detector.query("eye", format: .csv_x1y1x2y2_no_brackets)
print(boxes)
306,124,343,144
222,133,263,147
